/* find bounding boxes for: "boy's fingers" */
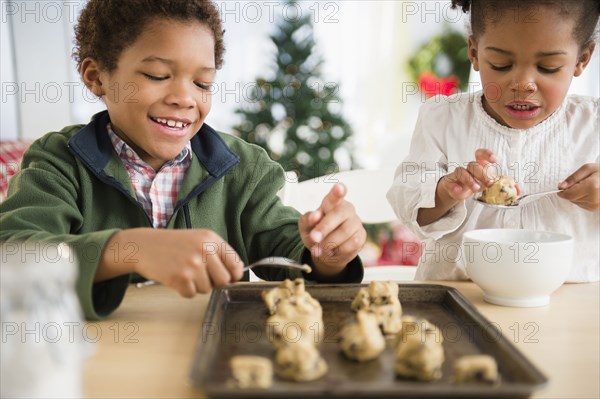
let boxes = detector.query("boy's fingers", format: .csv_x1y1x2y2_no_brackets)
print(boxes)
298,210,323,241
307,183,347,244
219,241,244,282
175,280,197,299
309,203,349,245
317,217,364,256
193,257,212,293
318,183,346,214
207,260,235,288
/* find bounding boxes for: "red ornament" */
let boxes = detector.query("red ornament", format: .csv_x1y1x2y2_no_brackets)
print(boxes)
418,72,460,98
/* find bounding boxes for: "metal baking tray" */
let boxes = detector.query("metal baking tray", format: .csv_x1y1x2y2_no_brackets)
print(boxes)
190,283,547,398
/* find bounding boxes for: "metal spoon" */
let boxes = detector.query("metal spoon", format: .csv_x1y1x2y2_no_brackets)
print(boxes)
136,256,311,288
242,256,312,273
474,189,564,209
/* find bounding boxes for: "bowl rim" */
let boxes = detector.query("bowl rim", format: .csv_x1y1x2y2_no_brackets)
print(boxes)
462,228,573,244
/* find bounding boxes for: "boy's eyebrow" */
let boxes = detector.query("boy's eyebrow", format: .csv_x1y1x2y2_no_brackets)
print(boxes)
485,47,567,57
141,55,216,71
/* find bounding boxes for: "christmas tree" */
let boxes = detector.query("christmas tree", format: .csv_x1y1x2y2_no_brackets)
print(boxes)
232,0,355,181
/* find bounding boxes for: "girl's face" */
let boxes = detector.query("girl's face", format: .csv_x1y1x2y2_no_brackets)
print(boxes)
95,20,216,170
468,7,593,129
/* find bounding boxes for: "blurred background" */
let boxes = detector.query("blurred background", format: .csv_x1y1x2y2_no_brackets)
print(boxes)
2,0,598,166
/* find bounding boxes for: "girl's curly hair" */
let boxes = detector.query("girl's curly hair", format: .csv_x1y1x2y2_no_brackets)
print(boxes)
451,0,600,48
73,0,225,72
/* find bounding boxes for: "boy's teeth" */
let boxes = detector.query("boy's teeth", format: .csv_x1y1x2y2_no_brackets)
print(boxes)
512,104,532,111
154,117,186,128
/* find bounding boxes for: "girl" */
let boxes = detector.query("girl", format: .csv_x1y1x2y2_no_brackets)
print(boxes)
0,0,366,319
388,0,599,282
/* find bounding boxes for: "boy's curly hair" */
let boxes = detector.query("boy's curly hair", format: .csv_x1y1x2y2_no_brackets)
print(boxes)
451,0,600,48
73,0,225,72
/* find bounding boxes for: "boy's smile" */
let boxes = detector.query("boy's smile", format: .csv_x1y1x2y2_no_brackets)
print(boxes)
468,7,592,129
93,20,216,170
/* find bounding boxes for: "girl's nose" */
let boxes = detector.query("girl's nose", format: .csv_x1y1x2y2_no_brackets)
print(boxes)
509,71,538,94
509,80,537,93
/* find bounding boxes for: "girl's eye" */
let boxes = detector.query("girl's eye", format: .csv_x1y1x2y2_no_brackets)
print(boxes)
142,73,167,81
195,82,212,90
538,66,561,74
490,64,512,72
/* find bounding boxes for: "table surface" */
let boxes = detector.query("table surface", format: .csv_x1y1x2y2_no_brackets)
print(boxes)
84,280,600,399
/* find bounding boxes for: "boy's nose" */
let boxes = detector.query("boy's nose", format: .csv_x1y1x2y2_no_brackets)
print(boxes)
164,83,196,108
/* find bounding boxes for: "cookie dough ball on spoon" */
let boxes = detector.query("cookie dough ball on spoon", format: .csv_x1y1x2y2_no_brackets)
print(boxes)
479,176,518,205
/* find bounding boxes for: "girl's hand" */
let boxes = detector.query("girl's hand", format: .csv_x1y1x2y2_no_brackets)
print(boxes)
98,228,244,297
418,148,500,227
298,183,367,279
438,148,498,201
558,163,600,211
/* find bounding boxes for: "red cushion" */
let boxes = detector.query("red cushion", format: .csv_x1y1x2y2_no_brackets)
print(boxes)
0,141,30,201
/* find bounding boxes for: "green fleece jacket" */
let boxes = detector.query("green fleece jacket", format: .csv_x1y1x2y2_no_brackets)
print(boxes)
0,111,363,319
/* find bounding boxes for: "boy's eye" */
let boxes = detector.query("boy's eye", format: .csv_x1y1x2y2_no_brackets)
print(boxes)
489,64,512,72
538,66,561,74
142,73,167,81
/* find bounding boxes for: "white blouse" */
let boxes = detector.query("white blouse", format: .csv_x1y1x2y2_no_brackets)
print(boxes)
387,91,599,282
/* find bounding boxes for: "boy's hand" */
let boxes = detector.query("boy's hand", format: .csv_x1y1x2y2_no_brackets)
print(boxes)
558,163,600,211
98,228,244,297
298,183,366,278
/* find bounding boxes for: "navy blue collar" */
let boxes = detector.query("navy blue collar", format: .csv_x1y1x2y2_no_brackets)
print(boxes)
68,110,240,178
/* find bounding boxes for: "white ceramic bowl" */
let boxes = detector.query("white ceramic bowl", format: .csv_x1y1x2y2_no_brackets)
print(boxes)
462,229,574,307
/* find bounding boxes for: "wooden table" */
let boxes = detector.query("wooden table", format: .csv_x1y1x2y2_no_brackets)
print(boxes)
84,281,599,398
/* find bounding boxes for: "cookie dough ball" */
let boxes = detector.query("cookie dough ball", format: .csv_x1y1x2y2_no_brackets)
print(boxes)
367,281,400,306
394,333,444,381
267,309,324,348
339,311,386,362
454,355,499,384
479,176,518,205
278,291,323,319
274,341,328,382
371,302,403,335
262,278,321,316
351,288,370,311
351,282,403,334
229,355,273,389
262,279,295,315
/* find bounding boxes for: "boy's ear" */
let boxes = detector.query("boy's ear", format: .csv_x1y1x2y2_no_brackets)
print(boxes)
574,43,595,77
81,58,105,97
467,36,480,71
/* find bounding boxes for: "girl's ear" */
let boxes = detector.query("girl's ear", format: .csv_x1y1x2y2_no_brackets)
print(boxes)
574,43,595,77
81,58,105,97
467,36,480,71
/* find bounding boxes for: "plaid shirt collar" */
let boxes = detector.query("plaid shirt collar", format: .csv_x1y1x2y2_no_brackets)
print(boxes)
107,123,192,169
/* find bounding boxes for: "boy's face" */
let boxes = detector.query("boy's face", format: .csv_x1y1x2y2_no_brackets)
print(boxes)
468,7,591,129
97,20,216,170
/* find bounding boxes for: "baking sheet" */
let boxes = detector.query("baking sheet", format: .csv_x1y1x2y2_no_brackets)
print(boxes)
190,283,547,398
